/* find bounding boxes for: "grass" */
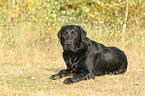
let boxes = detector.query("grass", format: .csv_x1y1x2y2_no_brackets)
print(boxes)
0,23,145,96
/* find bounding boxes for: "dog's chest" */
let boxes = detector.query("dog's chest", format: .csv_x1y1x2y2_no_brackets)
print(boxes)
67,55,77,71
67,54,86,72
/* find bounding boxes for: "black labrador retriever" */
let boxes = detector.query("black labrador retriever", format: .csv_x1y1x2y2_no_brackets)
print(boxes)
50,25,128,84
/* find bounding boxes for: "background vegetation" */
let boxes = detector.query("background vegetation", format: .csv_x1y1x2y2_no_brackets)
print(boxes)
0,0,145,95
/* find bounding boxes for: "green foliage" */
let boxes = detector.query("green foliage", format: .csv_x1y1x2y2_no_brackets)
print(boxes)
0,0,145,48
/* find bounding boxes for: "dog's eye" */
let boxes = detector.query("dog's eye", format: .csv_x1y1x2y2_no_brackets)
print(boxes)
63,32,67,37
72,32,77,38
72,33,77,37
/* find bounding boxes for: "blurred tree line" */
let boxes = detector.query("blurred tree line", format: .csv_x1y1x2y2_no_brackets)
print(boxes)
0,0,145,45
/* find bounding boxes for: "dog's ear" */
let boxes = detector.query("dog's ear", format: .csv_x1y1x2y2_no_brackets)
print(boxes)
57,26,65,40
57,28,62,40
76,26,87,42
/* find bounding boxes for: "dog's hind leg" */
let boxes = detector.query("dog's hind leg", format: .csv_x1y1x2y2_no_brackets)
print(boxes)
115,60,127,75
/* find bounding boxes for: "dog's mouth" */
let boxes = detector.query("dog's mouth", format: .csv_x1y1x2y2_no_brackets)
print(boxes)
64,41,74,51
65,46,73,51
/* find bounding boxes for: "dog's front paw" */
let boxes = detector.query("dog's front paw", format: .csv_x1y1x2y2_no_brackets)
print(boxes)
50,75,61,80
63,78,75,84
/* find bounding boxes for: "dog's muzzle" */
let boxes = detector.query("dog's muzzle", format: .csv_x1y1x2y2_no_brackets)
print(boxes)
64,40,73,51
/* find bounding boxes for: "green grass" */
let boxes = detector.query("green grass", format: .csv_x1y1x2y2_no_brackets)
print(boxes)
0,23,145,96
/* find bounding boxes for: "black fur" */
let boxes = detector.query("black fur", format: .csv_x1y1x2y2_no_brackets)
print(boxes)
50,25,128,84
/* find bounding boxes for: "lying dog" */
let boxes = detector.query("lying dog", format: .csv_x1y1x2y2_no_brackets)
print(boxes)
50,25,128,84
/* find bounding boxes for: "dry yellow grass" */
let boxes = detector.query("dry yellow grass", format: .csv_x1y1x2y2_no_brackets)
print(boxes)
0,23,145,96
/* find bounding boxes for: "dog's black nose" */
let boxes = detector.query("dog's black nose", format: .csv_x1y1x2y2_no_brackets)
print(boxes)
66,43,72,46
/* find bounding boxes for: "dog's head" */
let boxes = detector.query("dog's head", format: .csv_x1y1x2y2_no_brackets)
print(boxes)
58,25,87,51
